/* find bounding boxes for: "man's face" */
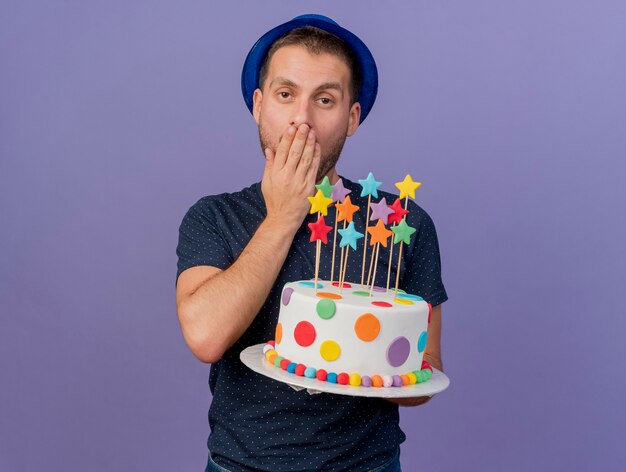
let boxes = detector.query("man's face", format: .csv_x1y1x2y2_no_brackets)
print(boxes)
253,45,361,182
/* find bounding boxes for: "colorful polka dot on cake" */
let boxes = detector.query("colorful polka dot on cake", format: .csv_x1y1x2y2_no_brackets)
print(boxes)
371,301,392,307
282,288,294,306
275,323,282,344
354,313,380,341
320,340,341,361
299,281,323,289
394,298,413,305
316,298,336,319
317,292,342,300
387,336,410,367
417,331,428,353
396,293,423,301
294,321,316,346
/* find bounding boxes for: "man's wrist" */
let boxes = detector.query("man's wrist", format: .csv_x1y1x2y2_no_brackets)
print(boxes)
263,213,303,236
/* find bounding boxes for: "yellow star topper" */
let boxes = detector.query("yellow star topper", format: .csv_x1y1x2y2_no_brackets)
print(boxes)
395,174,422,200
307,189,333,216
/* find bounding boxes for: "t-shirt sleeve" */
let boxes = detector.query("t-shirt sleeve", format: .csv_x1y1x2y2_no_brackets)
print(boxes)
402,204,448,306
176,198,233,283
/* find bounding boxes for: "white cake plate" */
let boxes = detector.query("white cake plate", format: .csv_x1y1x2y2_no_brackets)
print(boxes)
240,344,450,398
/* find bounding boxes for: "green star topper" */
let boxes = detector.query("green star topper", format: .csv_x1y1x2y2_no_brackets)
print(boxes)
391,218,416,245
315,176,334,198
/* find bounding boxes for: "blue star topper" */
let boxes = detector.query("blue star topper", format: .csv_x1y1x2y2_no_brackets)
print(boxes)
358,172,382,199
338,221,364,250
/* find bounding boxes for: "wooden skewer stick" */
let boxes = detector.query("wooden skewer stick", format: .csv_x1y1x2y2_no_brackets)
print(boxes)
340,246,350,293
369,243,381,296
393,240,404,295
315,239,321,295
366,240,376,290
339,247,346,293
330,207,339,283
360,195,372,286
386,238,394,292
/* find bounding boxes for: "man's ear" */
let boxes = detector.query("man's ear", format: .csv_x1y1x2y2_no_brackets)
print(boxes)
252,89,263,125
346,102,361,137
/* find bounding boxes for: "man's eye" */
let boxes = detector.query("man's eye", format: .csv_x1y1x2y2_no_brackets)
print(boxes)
279,92,291,99
319,97,332,105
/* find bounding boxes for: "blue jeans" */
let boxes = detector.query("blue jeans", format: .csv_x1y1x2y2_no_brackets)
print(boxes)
205,450,401,472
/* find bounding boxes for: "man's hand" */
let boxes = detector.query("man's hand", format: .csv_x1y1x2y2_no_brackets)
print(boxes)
262,124,321,231
388,396,433,407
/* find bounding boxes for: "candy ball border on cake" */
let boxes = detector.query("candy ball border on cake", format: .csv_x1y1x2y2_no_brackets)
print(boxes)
262,340,433,388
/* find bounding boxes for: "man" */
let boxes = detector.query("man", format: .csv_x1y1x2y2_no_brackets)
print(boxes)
176,15,447,472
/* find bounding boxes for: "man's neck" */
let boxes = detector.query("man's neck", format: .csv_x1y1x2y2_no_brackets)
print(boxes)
321,168,340,185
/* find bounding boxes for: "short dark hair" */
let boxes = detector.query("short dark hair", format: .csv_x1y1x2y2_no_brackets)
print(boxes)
258,26,362,105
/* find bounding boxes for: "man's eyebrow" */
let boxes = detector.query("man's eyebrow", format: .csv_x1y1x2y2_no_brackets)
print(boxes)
269,77,344,97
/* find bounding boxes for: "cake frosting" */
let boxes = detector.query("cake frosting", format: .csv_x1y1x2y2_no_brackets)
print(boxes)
264,279,434,387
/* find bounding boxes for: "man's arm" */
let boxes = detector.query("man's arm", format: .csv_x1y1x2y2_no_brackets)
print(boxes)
176,124,320,364
385,304,442,407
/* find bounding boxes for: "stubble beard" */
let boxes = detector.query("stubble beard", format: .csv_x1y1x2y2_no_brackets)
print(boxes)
258,123,348,183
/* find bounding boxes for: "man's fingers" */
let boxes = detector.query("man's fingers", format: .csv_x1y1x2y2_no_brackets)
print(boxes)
284,124,311,171
273,125,297,169
294,131,316,181
305,142,321,187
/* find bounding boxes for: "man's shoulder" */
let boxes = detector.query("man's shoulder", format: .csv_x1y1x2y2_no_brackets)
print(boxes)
188,182,263,213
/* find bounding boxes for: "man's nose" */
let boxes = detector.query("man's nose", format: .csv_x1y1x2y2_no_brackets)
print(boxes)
290,99,313,129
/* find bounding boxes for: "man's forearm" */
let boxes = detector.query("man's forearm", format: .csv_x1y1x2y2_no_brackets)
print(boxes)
178,216,298,363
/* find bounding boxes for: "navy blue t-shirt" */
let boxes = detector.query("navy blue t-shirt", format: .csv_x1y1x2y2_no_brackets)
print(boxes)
176,177,447,472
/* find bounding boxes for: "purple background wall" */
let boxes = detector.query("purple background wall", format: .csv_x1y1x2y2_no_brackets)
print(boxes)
2,1,625,471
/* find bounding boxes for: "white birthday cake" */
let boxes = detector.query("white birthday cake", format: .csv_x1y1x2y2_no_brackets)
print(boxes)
263,279,433,387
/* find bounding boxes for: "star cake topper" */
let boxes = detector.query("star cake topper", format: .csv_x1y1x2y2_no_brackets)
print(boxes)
359,172,382,199
366,219,393,247
335,196,359,223
369,197,394,225
387,198,410,225
338,221,364,250
308,216,333,244
391,218,417,245
395,174,422,200
315,176,334,198
330,178,351,203
307,189,333,216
